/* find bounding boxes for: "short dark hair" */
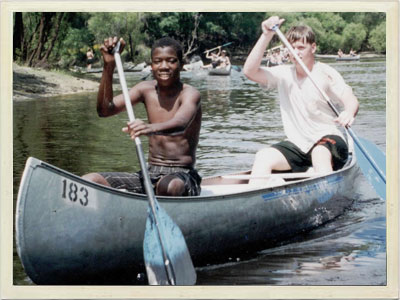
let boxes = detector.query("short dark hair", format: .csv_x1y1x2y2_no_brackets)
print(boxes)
286,25,316,45
151,37,183,64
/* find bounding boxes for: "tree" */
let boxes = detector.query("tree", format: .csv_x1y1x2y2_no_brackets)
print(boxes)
368,22,386,53
341,23,367,52
88,12,144,62
13,12,24,61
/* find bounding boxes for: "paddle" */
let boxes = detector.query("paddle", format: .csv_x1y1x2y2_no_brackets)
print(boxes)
203,42,233,53
232,65,242,72
140,72,152,81
272,25,386,200
112,41,196,285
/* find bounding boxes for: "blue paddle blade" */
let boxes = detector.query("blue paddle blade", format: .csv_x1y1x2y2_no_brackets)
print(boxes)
143,203,196,285
354,136,386,200
232,65,242,72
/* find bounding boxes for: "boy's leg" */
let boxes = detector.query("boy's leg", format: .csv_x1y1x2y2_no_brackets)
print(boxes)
311,145,333,173
249,147,291,186
82,173,111,186
156,175,185,196
311,135,348,172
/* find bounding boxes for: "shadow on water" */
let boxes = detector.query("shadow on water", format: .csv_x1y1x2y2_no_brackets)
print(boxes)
13,60,386,285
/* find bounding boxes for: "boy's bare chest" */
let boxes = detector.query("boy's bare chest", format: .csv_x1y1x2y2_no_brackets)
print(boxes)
144,93,181,122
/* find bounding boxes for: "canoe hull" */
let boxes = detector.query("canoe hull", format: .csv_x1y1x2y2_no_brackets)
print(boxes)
208,65,231,76
16,157,357,284
336,55,360,61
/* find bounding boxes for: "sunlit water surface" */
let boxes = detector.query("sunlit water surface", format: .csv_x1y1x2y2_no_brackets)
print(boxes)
13,59,386,285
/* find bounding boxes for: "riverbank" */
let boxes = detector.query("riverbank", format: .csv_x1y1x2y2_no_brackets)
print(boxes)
13,63,99,101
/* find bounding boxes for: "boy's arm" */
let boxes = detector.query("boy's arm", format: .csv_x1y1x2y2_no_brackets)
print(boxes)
97,37,142,117
243,16,284,84
153,88,201,135
325,65,359,127
124,88,201,139
335,88,359,127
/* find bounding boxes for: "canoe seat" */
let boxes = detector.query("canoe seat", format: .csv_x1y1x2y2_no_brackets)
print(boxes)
200,184,257,196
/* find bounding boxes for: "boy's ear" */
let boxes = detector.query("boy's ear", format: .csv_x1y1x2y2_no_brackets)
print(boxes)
311,42,317,54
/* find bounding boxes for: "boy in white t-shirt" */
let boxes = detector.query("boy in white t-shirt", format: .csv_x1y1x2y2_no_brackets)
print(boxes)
243,16,359,186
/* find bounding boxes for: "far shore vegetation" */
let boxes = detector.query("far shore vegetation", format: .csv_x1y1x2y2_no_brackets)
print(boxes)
13,12,386,70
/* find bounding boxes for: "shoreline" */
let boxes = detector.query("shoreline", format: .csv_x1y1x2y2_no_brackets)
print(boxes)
12,52,385,101
13,63,99,101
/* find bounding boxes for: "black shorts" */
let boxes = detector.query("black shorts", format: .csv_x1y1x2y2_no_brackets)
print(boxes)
211,61,220,68
99,165,202,196
271,135,349,172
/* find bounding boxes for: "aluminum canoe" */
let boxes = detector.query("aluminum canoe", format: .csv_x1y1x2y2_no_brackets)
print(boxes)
208,64,231,76
16,153,357,284
335,55,360,61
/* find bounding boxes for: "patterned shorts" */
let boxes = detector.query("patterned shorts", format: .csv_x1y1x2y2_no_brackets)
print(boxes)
99,165,202,196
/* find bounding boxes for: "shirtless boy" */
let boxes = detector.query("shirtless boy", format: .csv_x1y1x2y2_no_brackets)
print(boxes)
243,16,359,186
83,37,202,196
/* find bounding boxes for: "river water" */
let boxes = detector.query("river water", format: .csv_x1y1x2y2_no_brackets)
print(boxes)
13,59,386,286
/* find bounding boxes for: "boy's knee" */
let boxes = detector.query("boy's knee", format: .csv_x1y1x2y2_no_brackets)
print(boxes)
82,173,109,185
156,175,185,196
255,148,272,160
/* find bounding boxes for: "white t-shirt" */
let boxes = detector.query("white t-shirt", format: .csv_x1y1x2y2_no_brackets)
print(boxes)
260,62,351,152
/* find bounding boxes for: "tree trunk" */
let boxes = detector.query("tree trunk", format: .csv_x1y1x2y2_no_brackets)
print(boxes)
13,12,24,60
28,13,54,66
37,12,64,66
128,33,134,61
183,13,200,60
23,14,41,62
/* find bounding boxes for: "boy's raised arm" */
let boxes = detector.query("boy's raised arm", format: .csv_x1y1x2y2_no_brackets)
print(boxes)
243,16,285,84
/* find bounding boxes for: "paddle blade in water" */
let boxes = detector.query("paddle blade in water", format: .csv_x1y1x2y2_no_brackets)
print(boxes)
143,204,196,285
354,136,386,200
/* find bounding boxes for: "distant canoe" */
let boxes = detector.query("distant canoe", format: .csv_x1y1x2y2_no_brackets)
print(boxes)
208,64,231,76
336,55,360,61
315,54,338,60
183,60,204,71
263,59,281,67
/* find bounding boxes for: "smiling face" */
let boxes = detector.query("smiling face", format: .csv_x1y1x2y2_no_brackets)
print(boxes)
151,46,182,87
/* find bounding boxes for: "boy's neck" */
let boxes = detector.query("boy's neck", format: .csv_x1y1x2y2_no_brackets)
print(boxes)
156,81,182,97
295,59,315,80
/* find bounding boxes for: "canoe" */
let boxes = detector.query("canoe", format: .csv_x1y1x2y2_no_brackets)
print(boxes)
315,54,338,60
16,144,357,284
335,55,360,61
208,64,231,76
265,59,281,67
183,60,204,71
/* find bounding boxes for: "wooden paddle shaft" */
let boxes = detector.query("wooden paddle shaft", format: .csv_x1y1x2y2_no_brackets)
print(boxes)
113,44,176,285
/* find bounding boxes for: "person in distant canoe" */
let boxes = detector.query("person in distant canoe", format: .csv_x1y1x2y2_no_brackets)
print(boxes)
86,48,94,70
271,48,283,65
243,16,359,186
337,48,344,57
216,50,231,69
349,48,357,57
83,37,202,196
203,46,222,69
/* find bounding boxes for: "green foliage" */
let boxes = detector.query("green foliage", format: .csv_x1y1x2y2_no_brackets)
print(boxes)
87,12,144,63
368,22,386,53
14,12,387,69
341,23,367,52
58,27,95,67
